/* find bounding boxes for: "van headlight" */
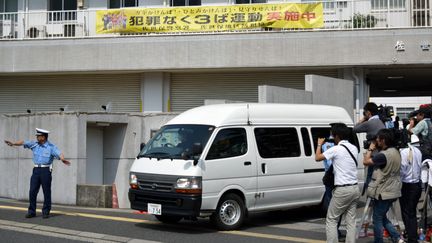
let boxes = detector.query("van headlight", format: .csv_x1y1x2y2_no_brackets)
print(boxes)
130,173,138,189
175,177,202,194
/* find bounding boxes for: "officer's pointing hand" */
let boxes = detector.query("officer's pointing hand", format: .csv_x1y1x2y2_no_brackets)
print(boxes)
62,159,71,166
4,140,13,146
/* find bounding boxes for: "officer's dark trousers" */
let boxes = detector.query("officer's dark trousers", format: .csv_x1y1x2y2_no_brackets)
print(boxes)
399,182,422,243
28,167,52,216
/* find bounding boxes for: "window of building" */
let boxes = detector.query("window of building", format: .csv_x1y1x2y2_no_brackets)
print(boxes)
109,0,139,8
254,128,300,158
48,0,77,21
396,107,415,120
301,127,312,156
170,0,201,7
0,0,17,13
235,0,266,4
206,128,247,160
49,0,77,11
371,0,406,10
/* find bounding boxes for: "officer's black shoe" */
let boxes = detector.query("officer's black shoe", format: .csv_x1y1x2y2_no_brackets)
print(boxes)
25,213,36,218
42,214,49,219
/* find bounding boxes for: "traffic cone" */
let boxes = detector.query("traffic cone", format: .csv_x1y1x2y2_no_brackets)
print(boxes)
383,229,389,238
112,183,119,209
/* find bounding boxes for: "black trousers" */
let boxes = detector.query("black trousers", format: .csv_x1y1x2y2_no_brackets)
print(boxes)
399,182,422,243
28,167,52,216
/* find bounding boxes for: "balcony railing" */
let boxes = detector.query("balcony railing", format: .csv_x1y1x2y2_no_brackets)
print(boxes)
0,0,430,40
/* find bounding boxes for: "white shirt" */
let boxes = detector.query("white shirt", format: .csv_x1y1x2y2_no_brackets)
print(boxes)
323,140,359,186
400,145,422,183
421,159,432,186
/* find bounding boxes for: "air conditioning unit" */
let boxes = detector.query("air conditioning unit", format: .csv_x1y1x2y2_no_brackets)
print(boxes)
1,20,13,38
27,26,47,38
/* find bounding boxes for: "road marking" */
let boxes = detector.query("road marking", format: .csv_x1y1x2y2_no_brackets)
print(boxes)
0,219,159,243
222,231,326,243
0,205,326,242
0,205,156,224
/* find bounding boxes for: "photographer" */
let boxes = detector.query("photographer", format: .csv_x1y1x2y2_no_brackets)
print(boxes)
315,123,360,243
399,142,422,243
408,104,432,161
353,102,385,194
363,129,402,243
354,102,386,144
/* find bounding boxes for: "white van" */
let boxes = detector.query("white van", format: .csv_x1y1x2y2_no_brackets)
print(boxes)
129,103,364,230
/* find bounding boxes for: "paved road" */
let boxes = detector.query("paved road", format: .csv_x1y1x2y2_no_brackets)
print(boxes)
0,197,401,243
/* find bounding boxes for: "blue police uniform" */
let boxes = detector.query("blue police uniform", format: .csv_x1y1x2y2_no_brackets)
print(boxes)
24,135,61,217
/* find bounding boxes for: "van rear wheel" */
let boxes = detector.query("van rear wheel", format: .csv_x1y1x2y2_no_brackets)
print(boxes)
155,215,182,224
211,193,245,230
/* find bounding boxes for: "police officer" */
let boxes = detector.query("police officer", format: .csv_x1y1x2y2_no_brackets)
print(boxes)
4,128,70,219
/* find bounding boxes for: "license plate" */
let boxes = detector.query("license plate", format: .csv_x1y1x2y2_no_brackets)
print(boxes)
148,203,162,215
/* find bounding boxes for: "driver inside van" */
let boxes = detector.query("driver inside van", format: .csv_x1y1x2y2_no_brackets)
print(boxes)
177,130,194,154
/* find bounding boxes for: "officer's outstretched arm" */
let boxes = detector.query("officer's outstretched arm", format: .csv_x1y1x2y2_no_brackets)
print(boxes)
4,140,24,147
59,153,71,166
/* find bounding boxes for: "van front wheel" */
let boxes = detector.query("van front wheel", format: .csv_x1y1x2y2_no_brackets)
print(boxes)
211,193,245,230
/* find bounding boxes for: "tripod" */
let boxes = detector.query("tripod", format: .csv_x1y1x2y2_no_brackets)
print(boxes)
356,197,403,239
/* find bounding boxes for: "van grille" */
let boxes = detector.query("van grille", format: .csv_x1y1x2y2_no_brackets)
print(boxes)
138,180,173,192
136,173,176,193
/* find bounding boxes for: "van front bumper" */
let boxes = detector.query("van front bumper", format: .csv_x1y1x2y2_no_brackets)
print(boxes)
128,189,202,217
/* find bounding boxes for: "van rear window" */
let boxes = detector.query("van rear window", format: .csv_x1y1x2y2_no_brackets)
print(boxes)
254,128,300,158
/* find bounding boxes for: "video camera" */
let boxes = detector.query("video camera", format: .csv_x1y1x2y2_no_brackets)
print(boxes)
377,105,394,123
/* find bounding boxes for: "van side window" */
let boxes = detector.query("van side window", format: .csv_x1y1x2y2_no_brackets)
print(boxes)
311,127,331,151
206,128,247,160
254,128,300,158
301,128,312,156
311,127,360,151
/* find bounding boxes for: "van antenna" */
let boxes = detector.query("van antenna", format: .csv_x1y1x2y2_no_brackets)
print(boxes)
247,104,251,125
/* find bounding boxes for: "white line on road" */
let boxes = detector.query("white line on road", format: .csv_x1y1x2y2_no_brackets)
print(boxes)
0,219,160,243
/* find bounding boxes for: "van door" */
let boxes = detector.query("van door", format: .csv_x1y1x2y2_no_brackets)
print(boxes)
253,127,315,210
201,127,257,210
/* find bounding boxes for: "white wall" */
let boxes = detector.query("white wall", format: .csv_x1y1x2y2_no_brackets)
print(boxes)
305,74,354,117
0,112,178,208
258,85,312,104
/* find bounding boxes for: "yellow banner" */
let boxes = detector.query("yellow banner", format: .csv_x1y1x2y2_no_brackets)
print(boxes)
96,3,323,33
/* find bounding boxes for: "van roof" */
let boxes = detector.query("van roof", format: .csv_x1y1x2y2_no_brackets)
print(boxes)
166,103,354,127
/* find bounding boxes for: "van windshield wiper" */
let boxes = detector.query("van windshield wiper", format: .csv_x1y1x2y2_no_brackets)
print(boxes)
141,152,174,160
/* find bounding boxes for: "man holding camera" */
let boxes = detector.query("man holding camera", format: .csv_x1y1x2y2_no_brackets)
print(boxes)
363,129,402,243
408,104,432,161
315,123,360,243
353,102,385,193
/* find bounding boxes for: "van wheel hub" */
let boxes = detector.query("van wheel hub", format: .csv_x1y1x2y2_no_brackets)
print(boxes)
218,200,241,225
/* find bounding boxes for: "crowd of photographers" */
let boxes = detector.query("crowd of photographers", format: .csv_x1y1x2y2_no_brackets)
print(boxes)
316,102,432,243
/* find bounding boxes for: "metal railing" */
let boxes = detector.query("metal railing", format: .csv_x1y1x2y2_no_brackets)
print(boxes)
0,0,430,40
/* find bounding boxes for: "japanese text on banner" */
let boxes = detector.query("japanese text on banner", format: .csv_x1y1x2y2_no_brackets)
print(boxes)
96,3,323,33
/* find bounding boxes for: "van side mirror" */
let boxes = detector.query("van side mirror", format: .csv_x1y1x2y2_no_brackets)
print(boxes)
192,143,203,166
140,142,146,151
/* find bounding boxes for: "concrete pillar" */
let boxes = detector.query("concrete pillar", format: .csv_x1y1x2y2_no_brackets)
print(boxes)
141,73,170,112
343,68,369,121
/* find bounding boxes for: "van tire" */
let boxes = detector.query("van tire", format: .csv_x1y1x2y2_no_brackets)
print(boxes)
211,193,245,230
154,215,182,224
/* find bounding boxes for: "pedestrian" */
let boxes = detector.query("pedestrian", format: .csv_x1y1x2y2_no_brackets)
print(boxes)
353,102,385,194
363,129,403,243
315,123,360,243
399,143,422,243
408,104,432,161
4,128,71,219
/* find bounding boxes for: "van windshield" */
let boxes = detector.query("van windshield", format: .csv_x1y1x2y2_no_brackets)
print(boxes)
138,125,215,160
